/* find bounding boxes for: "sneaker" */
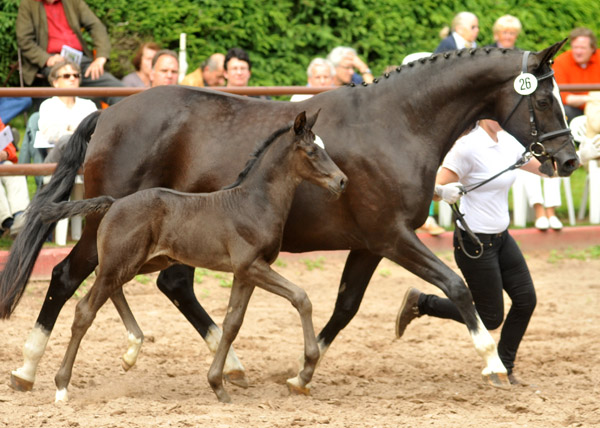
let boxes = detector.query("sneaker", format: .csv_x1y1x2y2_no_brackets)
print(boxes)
416,216,446,236
395,287,422,338
9,212,26,238
548,216,563,230
534,216,549,230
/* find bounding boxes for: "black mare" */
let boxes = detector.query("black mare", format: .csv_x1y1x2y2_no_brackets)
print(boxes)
1,41,578,392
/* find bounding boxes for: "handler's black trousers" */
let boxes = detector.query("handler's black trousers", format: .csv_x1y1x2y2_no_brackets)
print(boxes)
418,229,537,374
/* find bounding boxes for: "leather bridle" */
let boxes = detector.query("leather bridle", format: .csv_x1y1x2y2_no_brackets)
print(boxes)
501,50,573,161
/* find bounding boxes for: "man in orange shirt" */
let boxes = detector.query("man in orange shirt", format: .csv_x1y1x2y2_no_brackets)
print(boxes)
553,27,600,121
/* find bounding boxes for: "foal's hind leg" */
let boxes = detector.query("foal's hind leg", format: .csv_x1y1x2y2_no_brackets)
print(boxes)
157,264,247,387
110,288,143,371
54,275,114,402
11,235,98,392
207,277,254,403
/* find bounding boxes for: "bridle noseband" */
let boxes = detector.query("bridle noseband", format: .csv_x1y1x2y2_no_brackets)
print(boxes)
501,50,572,160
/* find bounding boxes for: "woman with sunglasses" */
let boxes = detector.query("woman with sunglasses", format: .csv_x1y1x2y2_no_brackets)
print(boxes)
37,60,97,242
38,60,98,146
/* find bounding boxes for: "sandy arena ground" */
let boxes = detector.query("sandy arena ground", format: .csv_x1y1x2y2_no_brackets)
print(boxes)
1,248,599,427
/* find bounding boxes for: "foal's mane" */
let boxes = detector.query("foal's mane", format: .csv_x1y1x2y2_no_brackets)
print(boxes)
221,122,294,190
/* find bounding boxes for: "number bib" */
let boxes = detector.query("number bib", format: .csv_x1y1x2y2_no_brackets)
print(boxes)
514,73,538,95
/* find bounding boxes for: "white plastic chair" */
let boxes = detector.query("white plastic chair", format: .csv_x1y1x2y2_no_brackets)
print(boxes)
571,115,600,224
512,172,575,227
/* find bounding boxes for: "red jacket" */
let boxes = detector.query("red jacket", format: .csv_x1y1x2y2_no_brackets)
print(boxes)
0,119,18,163
553,49,600,107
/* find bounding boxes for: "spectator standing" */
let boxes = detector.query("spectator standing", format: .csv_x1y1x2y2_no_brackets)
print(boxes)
181,53,225,87
16,0,124,105
553,27,600,121
327,46,373,86
150,50,180,87
122,42,161,88
0,118,30,237
290,57,335,102
434,12,479,53
396,120,550,385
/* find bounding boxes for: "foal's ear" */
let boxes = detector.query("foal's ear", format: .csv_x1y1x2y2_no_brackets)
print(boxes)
533,39,567,69
305,108,321,130
294,111,307,135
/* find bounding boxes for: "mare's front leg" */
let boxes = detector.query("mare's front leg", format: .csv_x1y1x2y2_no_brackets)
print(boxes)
207,277,254,403
315,249,382,361
245,261,320,396
157,264,247,387
10,233,98,392
110,288,143,371
385,228,509,387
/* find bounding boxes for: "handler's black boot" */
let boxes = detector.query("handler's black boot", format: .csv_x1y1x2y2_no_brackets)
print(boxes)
395,287,422,338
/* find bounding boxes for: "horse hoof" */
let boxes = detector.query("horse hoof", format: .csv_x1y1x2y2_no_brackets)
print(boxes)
10,373,34,392
224,370,249,389
121,358,133,372
286,377,311,396
483,372,511,389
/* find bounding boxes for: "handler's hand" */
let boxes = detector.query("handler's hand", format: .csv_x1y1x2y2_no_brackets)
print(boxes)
84,57,107,80
435,182,465,204
579,135,600,164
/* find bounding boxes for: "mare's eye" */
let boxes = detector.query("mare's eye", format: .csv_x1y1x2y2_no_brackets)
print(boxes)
536,99,550,110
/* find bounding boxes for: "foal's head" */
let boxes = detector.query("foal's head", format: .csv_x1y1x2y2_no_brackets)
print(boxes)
291,110,347,197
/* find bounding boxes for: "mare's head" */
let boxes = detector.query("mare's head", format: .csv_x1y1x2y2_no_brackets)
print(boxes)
291,110,347,197
493,40,579,176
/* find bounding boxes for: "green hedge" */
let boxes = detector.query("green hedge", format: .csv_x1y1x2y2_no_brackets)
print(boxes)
1,0,599,87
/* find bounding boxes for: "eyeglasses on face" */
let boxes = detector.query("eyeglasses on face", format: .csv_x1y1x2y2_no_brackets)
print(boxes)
57,73,81,79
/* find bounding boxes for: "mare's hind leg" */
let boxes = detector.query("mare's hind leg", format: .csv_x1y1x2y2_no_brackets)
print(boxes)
207,277,254,403
315,250,382,361
384,229,509,387
10,233,99,392
54,273,115,402
110,288,143,371
157,264,247,387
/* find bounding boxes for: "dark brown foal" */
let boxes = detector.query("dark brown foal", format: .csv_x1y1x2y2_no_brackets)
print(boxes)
39,111,347,403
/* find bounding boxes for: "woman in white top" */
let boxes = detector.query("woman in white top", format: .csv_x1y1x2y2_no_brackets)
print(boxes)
38,60,98,146
38,60,97,242
396,119,550,385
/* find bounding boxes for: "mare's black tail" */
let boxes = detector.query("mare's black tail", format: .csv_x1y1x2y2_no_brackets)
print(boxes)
38,196,115,225
0,110,101,319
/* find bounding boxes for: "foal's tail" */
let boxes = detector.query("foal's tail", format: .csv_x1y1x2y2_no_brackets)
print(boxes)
0,110,101,319
38,196,115,225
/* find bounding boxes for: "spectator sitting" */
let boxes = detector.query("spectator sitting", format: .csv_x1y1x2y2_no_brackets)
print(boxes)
290,57,335,102
553,27,600,122
0,118,30,237
489,14,521,49
122,42,161,88
224,47,270,99
150,50,180,87
579,91,600,164
181,53,225,87
327,46,373,86
16,0,124,106
434,11,479,53
518,171,564,230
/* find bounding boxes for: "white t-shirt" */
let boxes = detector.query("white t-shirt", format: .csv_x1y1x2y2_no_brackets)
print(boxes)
38,96,98,143
442,126,527,233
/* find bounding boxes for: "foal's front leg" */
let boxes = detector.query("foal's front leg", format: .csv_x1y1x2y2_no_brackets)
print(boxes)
207,277,254,403
249,262,320,395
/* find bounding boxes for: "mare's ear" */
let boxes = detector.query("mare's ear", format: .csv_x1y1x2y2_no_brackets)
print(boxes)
294,111,307,135
533,39,567,70
305,108,321,130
